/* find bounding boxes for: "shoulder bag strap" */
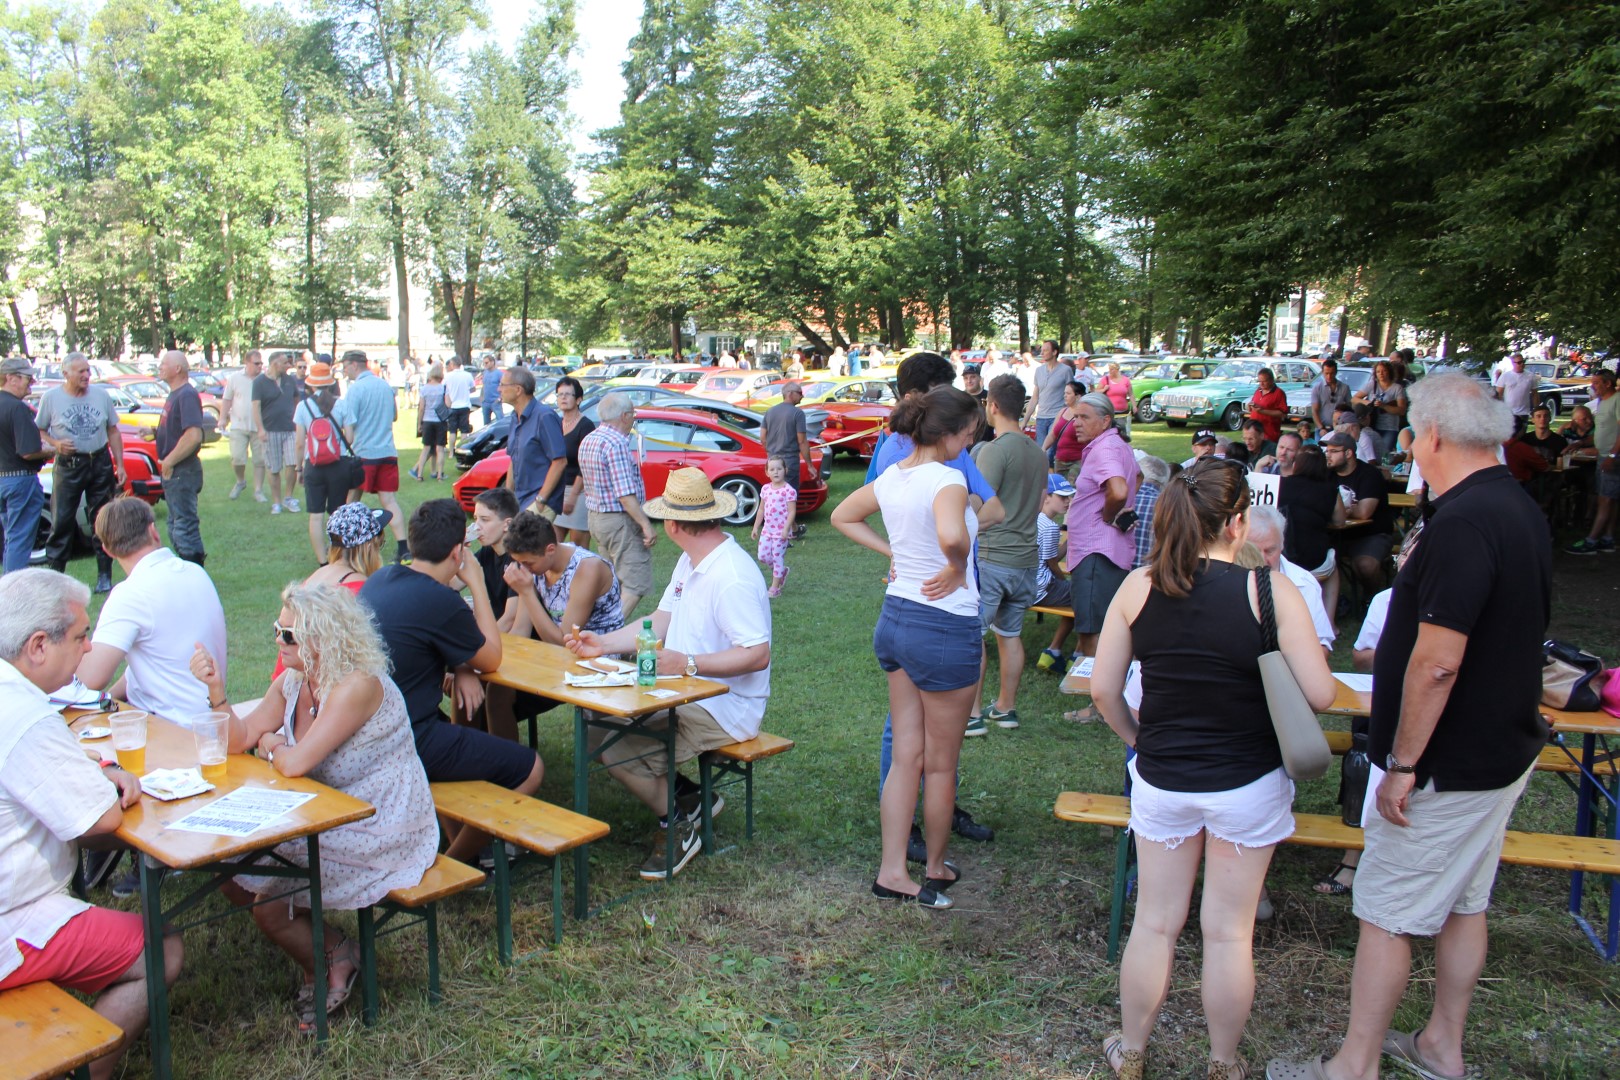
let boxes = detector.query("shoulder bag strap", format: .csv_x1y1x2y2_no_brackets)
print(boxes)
314,396,356,457
1255,565,1279,653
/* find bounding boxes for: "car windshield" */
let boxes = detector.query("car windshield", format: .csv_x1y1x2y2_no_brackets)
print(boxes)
702,375,742,390
798,381,835,397
1208,362,1263,380
126,381,167,397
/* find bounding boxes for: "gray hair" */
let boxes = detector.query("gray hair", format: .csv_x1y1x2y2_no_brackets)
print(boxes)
598,391,633,422
1136,453,1171,488
63,351,89,373
1408,373,1511,450
505,365,535,396
1078,392,1115,421
1247,505,1286,545
0,569,90,661
160,348,189,375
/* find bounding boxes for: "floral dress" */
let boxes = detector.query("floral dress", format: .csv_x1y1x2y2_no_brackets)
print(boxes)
234,673,437,911
755,481,795,581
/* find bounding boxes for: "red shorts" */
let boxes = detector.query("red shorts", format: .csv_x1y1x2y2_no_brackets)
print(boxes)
360,457,399,494
0,907,146,995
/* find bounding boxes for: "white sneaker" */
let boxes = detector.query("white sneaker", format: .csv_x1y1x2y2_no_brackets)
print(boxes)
228,480,246,500
282,498,301,513
270,502,282,515
253,490,269,503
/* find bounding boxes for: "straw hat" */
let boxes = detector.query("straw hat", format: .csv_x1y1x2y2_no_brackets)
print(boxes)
643,467,737,522
304,361,336,387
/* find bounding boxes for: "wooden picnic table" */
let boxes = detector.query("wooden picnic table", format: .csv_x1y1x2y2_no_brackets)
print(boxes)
480,634,730,916
66,708,372,1079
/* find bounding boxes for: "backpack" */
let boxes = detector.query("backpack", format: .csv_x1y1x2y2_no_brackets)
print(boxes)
305,400,347,467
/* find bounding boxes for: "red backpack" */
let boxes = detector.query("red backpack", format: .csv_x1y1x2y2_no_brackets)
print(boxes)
304,401,347,466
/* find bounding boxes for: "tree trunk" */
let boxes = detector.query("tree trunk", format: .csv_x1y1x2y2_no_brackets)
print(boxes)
1296,284,1309,354
391,193,411,365
668,315,682,361
7,299,27,356
304,138,317,350
1188,319,1204,356
519,269,532,358
221,206,237,357
1337,307,1350,354
888,299,906,348
1364,316,1383,353
62,290,78,351
793,318,831,355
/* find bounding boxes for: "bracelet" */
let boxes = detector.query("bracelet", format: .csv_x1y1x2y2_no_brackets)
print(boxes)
209,697,227,709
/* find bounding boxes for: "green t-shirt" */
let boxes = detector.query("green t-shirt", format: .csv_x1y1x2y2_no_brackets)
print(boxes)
1595,391,1620,458
975,431,1049,568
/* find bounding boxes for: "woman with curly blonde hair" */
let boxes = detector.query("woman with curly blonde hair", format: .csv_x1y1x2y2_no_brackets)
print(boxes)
189,583,435,1034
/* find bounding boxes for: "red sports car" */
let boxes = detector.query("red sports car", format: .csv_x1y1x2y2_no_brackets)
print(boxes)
817,401,893,459
452,407,827,527
31,423,163,563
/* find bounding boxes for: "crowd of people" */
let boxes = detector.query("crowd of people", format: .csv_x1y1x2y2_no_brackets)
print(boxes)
0,335,1602,1079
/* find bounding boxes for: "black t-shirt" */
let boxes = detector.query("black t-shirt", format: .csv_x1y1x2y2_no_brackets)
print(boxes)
1520,429,1568,462
156,382,205,461
1340,458,1393,533
1369,466,1551,791
252,372,299,432
359,564,487,733
475,545,515,614
1278,475,1339,569
0,391,43,473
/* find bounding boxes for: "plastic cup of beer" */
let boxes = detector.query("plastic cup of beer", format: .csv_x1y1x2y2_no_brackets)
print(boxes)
109,710,149,776
193,711,231,783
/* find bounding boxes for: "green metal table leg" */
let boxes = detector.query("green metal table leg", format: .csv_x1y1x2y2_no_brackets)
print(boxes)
663,707,678,884
138,855,171,1080
573,705,590,920
699,753,716,854
1107,828,1133,964
551,855,564,945
744,762,755,841
307,834,328,1041
492,834,514,965
358,906,378,1025
426,905,441,1001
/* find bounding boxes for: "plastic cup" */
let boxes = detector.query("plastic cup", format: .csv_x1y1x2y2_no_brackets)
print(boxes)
193,711,230,783
109,710,148,776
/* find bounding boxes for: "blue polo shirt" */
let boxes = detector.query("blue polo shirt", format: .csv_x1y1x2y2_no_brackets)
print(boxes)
344,371,397,459
865,431,994,501
481,369,503,407
508,398,567,512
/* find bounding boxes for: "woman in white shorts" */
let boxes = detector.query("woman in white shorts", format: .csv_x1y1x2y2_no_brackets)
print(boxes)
1090,457,1337,1080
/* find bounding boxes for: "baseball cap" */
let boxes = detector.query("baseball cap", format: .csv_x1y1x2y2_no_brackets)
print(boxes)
1192,429,1218,445
1046,474,1076,497
0,357,37,377
962,363,982,375
1320,431,1357,450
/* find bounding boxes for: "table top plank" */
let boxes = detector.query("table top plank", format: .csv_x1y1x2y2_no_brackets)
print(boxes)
481,634,730,717
67,709,374,871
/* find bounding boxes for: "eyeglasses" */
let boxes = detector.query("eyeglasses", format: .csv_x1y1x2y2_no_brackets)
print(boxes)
272,620,297,646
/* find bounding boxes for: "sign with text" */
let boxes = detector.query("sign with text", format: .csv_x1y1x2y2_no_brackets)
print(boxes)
1247,470,1280,507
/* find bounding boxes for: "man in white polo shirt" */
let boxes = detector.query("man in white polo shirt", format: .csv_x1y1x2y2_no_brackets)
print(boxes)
76,497,228,722
566,468,771,881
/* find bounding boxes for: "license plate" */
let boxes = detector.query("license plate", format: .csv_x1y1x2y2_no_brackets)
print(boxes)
1167,408,1189,420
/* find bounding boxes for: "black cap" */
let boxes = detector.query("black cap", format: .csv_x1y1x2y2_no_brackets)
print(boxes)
1192,429,1218,445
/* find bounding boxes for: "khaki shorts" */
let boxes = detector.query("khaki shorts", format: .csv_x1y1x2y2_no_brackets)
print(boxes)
227,429,258,467
589,509,653,599
588,703,739,781
1353,765,1532,937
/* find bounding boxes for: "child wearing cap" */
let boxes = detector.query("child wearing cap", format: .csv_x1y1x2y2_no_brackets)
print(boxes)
1034,473,1076,671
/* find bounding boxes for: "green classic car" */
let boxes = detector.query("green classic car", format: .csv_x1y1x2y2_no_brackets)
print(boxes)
1127,358,1220,422
1150,359,1322,430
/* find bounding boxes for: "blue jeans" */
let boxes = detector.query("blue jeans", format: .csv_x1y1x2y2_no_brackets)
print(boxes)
164,458,204,560
482,402,502,426
0,473,45,573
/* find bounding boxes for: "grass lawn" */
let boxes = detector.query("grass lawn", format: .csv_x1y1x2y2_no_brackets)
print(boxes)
63,411,1620,1078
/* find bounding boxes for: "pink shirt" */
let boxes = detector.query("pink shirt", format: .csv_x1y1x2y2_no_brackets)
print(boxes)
1097,375,1132,415
1066,426,1139,571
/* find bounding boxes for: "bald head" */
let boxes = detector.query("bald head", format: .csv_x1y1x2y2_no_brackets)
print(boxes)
159,349,189,386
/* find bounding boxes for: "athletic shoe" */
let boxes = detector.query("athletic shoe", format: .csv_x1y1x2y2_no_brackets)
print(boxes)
1036,648,1062,671
964,715,988,738
1566,538,1602,555
952,806,994,843
639,819,701,879
408,467,421,481
1600,537,1616,553
109,865,140,899
253,490,269,503
659,792,725,829
270,502,282,515
283,498,301,513
906,823,928,864
985,704,1019,730
228,480,246,500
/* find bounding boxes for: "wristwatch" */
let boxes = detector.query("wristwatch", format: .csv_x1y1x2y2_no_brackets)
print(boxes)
684,654,699,677
1385,753,1416,775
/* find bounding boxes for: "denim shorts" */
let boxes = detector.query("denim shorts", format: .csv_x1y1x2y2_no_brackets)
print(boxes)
977,560,1039,637
873,594,981,692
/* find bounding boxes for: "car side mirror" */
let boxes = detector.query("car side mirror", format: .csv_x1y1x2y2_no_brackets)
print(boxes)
128,404,140,413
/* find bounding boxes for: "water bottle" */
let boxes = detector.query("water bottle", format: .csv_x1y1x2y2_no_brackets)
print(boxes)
636,618,658,688
1340,731,1371,827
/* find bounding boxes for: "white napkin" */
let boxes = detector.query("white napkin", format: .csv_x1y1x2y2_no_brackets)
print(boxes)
140,768,215,801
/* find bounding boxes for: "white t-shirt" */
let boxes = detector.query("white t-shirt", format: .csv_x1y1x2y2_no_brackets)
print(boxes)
1497,369,1537,416
92,548,228,722
875,459,980,617
1355,588,1392,653
0,659,116,981
1280,556,1335,649
657,535,771,743
442,368,475,409
225,371,257,432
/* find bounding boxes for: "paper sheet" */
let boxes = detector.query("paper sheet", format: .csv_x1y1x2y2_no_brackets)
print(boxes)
167,788,318,838
1334,672,1374,693
1068,656,1094,678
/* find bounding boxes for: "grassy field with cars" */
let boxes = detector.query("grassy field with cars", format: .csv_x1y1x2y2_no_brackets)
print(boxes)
51,406,1620,1078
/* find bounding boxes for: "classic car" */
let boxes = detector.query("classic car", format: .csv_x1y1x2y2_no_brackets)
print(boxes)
1126,359,1219,422
1151,359,1321,430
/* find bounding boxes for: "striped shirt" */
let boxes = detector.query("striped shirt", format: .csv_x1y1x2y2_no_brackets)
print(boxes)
579,423,644,514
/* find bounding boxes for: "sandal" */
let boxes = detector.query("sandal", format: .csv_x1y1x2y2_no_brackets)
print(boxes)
295,935,362,1035
1382,1028,1484,1080
1313,862,1356,896
1064,706,1102,724
1103,1031,1145,1080
1207,1057,1251,1079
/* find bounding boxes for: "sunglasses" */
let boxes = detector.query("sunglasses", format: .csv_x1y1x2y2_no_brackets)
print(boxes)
272,620,297,646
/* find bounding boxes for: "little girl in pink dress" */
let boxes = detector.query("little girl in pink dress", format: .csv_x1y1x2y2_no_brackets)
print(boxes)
752,457,797,597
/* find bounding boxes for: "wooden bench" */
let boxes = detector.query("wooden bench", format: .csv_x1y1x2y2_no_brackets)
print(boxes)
698,733,795,849
1030,603,1073,625
356,853,485,1025
1056,791,1620,960
0,981,123,1080
1321,730,1617,777
430,782,611,964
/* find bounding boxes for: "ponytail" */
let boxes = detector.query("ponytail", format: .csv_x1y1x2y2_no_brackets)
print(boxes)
1146,457,1250,598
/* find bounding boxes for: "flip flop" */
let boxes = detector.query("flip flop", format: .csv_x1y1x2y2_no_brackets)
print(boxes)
1312,862,1356,896
1064,706,1102,724
1382,1029,1484,1080
1262,1058,1331,1080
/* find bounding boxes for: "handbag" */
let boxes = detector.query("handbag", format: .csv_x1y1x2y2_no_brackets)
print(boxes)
1542,639,1608,711
1255,566,1333,780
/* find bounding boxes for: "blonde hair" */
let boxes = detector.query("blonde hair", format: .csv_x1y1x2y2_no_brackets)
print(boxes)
281,582,390,700
428,364,444,382
326,534,382,578
1233,541,1265,570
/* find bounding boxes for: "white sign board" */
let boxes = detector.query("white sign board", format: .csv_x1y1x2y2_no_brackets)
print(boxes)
1246,470,1280,507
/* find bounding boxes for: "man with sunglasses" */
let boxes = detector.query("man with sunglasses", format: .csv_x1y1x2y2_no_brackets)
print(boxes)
76,497,227,724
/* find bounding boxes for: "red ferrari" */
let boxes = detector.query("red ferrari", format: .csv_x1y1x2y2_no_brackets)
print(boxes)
817,401,893,460
452,407,828,527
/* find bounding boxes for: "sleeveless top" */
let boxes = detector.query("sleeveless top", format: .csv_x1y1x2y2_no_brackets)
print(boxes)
1130,560,1279,792
536,547,622,636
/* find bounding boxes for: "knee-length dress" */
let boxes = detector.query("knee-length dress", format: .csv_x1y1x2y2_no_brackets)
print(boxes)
235,673,438,910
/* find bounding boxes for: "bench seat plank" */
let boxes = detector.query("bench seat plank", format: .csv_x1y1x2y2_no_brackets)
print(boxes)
385,853,485,908
1,981,123,1080
710,734,795,763
430,782,609,856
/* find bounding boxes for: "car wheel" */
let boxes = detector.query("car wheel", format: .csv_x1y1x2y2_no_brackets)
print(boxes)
1222,402,1244,431
1135,396,1159,422
1542,394,1560,420
717,476,761,527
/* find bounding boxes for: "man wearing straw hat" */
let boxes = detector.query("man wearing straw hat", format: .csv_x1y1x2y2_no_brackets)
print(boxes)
566,467,772,881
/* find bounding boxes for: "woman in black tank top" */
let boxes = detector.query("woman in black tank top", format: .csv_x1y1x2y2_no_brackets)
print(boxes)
1088,457,1337,1080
